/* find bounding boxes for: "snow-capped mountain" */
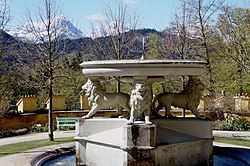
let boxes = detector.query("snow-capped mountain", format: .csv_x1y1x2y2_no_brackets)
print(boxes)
7,15,84,43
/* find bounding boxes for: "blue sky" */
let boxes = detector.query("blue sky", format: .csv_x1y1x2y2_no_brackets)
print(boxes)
8,0,180,34
9,0,244,35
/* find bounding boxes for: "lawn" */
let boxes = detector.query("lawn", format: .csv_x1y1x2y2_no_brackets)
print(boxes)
0,136,249,158
214,136,250,147
0,137,74,157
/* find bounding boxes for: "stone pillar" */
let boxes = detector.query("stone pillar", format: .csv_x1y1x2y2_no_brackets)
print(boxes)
75,119,213,166
75,119,86,166
122,124,155,165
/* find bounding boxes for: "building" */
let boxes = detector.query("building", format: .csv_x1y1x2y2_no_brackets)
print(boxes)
46,95,66,111
80,95,91,110
234,94,250,112
16,96,37,113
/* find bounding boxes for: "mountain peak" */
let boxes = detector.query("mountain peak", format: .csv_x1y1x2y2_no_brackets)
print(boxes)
7,16,84,43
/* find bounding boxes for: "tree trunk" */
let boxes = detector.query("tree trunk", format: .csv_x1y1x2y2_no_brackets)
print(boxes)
48,50,54,141
117,76,121,93
238,67,243,95
48,78,54,141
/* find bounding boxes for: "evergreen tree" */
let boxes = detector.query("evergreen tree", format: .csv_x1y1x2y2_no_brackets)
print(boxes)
146,33,161,59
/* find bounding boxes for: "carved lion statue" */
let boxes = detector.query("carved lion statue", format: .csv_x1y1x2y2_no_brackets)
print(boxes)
82,79,130,119
128,81,152,125
152,76,205,118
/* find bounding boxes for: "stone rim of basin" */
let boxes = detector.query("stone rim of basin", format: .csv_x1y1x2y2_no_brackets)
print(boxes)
80,59,206,77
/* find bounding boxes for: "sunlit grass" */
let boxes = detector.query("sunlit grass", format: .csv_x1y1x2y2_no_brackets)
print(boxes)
1,136,249,158
214,136,250,147
0,137,74,157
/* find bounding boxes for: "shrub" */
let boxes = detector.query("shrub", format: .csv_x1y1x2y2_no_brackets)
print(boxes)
58,126,75,131
0,128,28,138
213,120,231,130
213,117,250,131
229,117,250,131
29,124,48,133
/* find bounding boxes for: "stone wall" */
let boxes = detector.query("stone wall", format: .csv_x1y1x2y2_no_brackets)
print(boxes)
0,110,122,130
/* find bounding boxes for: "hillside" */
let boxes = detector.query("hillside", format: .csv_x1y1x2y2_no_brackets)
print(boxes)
2,28,164,65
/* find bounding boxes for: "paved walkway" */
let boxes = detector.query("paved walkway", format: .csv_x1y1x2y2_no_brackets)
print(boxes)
0,130,250,166
213,141,250,149
1,130,249,146
213,130,250,140
213,130,250,150
0,131,76,166
0,131,76,146
0,142,74,166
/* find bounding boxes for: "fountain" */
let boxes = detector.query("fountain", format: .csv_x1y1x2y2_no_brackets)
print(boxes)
75,59,213,166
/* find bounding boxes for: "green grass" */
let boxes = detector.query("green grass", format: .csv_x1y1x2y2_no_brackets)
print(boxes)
0,137,74,157
0,136,249,158
214,136,250,147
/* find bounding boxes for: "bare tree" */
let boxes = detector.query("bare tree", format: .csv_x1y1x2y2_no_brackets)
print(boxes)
0,0,11,114
0,0,11,31
181,0,224,98
89,2,141,92
90,2,141,60
160,1,202,89
0,0,11,80
24,0,68,141
162,1,193,60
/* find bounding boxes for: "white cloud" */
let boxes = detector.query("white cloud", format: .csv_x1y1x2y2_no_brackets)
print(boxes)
122,0,138,5
87,13,106,22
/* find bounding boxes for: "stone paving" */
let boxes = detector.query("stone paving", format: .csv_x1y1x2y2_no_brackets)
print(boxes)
0,142,74,166
0,130,249,166
0,131,76,146
0,131,75,166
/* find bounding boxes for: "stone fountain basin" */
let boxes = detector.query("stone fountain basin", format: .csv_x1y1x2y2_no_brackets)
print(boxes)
80,59,206,77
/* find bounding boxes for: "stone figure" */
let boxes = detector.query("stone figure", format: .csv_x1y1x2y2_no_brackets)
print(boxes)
128,81,152,125
152,76,205,118
82,79,130,119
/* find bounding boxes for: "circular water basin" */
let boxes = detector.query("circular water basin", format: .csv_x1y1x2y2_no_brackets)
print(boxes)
42,153,75,166
214,155,248,166
42,150,249,166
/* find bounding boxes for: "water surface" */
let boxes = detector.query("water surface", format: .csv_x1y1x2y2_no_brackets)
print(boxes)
43,154,249,166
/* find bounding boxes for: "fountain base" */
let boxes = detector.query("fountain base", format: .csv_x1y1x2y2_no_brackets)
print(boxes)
75,118,213,166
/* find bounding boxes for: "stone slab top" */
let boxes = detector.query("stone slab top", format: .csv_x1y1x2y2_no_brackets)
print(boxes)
80,59,206,67
80,59,206,77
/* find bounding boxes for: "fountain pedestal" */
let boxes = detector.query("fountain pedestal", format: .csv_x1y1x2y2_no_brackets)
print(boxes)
123,123,155,165
75,118,213,166
76,59,213,166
